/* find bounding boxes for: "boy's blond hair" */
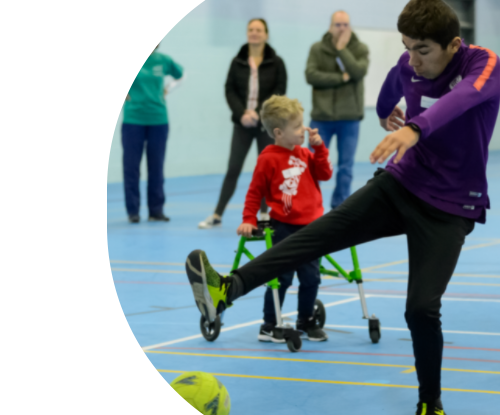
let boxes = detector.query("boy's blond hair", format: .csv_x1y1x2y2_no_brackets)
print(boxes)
260,95,304,138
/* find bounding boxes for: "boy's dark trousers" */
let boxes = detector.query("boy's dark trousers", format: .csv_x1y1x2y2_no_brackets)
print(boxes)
233,170,475,402
262,219,320,325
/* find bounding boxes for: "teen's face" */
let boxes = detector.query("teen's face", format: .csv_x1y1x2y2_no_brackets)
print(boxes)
329,12,350,39
247,21,268,46
403,35,461,79
280,115,305,147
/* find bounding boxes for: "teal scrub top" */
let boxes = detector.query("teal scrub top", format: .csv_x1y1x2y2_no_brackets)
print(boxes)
123,52,183,125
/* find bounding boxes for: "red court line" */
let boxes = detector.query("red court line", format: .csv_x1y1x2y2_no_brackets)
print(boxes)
154,346,500,363
445,345,500,353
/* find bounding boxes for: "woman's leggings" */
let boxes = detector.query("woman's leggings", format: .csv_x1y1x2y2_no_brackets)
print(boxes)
215,123,274,217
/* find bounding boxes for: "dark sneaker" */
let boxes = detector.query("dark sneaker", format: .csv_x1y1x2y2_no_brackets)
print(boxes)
128,214,140,223
416,400,446,415
258,323,286,343
148,213,170,222
185,250,232,322
297,317,328,342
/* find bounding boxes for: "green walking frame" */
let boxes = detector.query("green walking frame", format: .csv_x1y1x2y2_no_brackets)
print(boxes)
199,221,381,352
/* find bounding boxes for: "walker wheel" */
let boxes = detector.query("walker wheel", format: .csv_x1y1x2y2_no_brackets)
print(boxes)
287,337,302,353
313,299,326,328
200,315,222,342
368,318,381,344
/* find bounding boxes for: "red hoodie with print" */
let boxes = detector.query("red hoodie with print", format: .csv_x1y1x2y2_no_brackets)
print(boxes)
243,143,333,226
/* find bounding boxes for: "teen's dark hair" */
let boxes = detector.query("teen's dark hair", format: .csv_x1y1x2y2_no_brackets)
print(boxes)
248,18,269,34
397,0,460,49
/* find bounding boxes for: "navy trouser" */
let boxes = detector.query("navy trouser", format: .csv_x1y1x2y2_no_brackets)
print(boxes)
310,120,360,208
122,123,169,216
262,219,321,325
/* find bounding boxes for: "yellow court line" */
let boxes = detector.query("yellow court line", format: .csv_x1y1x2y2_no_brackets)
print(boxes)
158,370,500,395
146,351,500,375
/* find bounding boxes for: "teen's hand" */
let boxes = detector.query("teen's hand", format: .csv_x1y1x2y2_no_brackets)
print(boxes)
248,110,259,122
379,106,405,131
306,127,322,146
370,126,419,165
237,223,257,237
342,72,350,82
336,27,352,51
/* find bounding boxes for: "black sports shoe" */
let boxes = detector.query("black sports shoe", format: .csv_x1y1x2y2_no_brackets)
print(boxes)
297,317,328,341
128,214,140,223
416,399,446,415
148,213,170,222
257,323,286,343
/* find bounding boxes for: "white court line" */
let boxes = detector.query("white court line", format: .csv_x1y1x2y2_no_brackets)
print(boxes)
361,279,500,287
324,324,500,336
110,260,231,268
316,292,500,303
365,271,500,279
141,296,362,351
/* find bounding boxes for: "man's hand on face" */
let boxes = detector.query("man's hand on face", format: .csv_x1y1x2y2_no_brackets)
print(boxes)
336,27,352,51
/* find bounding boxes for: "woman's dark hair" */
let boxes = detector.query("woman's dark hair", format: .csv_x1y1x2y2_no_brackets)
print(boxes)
248,18,269,34
397,0,460,49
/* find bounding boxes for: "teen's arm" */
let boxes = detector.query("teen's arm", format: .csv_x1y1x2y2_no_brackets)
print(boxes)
305,44,344,88
376,59,405,120
241,159,269,228
409,48,500,140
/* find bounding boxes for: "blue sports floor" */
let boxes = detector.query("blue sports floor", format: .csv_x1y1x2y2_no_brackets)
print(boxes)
107,152,500,414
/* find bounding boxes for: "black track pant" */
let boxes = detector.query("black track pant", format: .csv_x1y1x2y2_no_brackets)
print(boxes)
233,170,474,401
215,123,273,216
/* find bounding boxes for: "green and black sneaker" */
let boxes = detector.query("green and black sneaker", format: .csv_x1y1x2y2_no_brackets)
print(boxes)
185,250,232,322
416,400,446,415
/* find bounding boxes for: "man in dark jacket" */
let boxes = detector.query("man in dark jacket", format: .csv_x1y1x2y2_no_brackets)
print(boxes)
306,11,369,209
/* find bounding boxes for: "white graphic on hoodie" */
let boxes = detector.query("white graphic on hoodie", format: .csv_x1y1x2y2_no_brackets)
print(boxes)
279,156,308,215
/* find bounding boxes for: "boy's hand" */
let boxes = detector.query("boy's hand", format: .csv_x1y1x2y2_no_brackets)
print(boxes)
237,223,257,237
370,126,419,165
306,127,322,146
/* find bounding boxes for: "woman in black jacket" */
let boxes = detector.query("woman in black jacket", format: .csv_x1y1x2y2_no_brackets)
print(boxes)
199,18,287,229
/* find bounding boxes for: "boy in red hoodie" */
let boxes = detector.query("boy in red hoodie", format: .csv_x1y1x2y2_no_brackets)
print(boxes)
237,95,333,342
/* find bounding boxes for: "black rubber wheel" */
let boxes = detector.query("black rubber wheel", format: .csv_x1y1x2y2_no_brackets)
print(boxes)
287,336,302,353
313,299,326,328
368,319,381,344
200,315,221,342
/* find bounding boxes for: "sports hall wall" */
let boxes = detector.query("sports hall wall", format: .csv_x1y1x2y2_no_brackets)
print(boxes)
107,0,500,182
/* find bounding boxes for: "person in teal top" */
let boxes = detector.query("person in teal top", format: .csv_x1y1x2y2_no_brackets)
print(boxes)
122,45,183,223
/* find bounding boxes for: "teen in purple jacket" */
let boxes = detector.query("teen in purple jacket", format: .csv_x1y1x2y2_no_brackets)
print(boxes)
184,2,500,414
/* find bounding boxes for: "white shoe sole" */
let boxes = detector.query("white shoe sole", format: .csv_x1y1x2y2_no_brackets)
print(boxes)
258,334,286,343
185,250,217,322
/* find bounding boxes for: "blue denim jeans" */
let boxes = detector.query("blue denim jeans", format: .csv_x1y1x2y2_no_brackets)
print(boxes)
310,120,360,208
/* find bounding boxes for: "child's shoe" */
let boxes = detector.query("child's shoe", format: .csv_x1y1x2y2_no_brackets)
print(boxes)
297,317,328,341
185,250,232,322
257,323,286,343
